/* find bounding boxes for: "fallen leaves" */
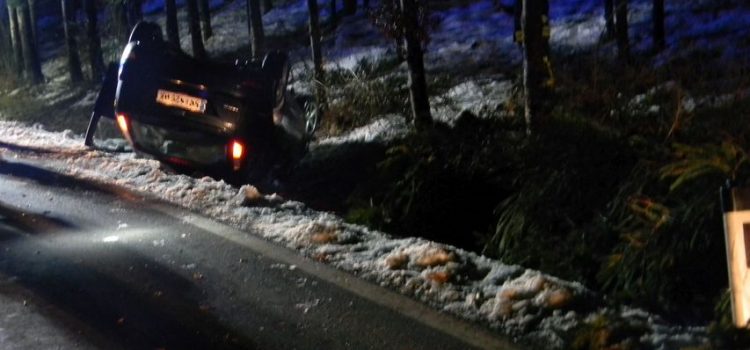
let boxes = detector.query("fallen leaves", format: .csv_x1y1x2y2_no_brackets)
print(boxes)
385,253,409,270
415,247,455,268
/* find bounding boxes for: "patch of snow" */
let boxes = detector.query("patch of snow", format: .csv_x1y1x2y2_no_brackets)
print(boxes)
71,91,99,109
314,114,410,146
431,79,513,126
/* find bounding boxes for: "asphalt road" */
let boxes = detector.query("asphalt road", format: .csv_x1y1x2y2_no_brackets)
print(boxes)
0,156,517,350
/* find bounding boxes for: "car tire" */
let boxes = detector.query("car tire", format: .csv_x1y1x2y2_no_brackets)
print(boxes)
128,21,163,44
303,99,319,138
262,51,290,110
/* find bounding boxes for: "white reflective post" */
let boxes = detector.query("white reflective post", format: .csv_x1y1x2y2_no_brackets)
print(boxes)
722,185,750,328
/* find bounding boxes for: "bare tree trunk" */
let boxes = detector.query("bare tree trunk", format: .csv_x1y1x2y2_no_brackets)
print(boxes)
604,0,614,39
521,0,553,135
165,0,180,47
247,0,264,59
653,0,665,51
83,0,105,80
263,0,273,13
198,0,212,40
18,3,43,84
27,0,36,44
186,0,206,58
615,0,630,61
400,0,431,130
8,5,24,78
343,0,355,15
61,0,83,83
395,38,405,62
307,0,326,115
0,10,13,73
363,0,369,9
330,0,337,26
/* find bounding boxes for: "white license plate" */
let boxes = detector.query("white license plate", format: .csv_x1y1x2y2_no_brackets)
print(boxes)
155,89,207,113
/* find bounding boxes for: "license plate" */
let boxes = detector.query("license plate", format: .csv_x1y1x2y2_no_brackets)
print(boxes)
155,89,207,113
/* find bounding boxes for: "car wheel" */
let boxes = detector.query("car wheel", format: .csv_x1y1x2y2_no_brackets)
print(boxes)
304,100,319,137
128,21,163,44
262,51,290,110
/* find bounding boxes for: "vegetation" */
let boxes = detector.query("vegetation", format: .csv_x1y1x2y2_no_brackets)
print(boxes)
332,48,750,330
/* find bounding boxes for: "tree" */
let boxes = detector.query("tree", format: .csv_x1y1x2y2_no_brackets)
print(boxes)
247,0,264,59
198,0,212,40
400,0,431,130
186,0,206,59
83,0,105,80
603,0,614,39
7,4,23,78
343,0,356,15
61,0,84,83
614,0,629,61
306,0,326,116
329,0,337,26
0,10,12,73
521,0,553,135
653,0,665,51
262,0,272,14
164,0,180,46
17,2,43,83
26,0,36,43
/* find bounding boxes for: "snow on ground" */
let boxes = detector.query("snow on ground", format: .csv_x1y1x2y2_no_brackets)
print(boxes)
314,114,409,146
0,120,708,349
430,78,514,126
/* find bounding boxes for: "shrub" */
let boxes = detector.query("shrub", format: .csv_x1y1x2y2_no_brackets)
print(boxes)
346,114,515,251
323,58,409,134
484,116,637,282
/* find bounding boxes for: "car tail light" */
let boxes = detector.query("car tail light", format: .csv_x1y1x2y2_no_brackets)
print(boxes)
230,140,245,171
231,140,244,160
116,114,129,134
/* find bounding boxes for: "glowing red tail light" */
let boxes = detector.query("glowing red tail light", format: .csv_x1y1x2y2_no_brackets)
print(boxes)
230,140,246,171
116,114,129,134
231,140,244,160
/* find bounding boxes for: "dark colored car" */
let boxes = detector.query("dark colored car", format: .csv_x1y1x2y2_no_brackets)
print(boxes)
85,22,317,186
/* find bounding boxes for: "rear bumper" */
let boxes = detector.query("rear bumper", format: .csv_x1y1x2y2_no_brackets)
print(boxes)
117,115,259,177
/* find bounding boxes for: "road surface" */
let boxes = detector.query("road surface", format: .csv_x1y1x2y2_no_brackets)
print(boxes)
0,155,517,350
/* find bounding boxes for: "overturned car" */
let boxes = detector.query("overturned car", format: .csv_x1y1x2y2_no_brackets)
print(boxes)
85,22,316,186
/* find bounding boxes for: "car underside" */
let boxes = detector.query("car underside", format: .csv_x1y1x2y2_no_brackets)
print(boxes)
85,22,316,188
